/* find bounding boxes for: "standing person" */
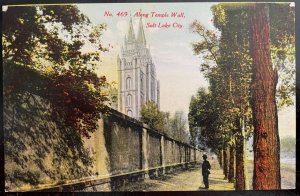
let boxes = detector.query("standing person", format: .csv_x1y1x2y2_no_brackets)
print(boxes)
202,154,211,189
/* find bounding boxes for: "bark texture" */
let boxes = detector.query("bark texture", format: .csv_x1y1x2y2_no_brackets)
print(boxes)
223,146,228,179
228,144,235,183
235,133,246,190
218,149,223,167
249,3,281,190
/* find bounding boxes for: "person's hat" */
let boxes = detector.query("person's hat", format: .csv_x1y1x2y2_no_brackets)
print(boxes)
202,154,207,159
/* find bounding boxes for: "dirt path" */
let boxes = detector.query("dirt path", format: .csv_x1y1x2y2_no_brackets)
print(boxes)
117,160,234,191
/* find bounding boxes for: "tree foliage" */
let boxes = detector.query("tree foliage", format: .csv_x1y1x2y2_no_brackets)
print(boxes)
211,3,295,108
169,111,189,143
188,87,224,150
189,1,294,155
140,101,165,132
140,102,190,143
189,2,295,189
3,5,110,137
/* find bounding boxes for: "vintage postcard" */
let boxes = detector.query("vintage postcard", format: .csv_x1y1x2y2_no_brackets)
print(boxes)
2,1,296,192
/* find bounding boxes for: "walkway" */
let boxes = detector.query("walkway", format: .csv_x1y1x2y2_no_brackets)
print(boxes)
116,160,234,191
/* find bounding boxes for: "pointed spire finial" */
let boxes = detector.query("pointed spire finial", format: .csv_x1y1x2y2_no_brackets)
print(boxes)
137,10,146,46
127,16,135,42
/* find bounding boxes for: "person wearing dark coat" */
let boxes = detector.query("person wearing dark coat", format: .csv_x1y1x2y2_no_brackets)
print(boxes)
202,154,211,189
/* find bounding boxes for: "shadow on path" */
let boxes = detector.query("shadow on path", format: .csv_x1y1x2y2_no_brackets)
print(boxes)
116,160,234,191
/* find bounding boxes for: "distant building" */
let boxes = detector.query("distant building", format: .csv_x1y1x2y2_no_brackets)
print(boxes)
117,17,160,119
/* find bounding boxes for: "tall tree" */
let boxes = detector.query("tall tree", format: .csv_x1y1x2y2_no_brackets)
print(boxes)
249,3,280,189
189,88,223,151
211,4,255,189
3,5,111,188
190,3,294,190
3,5,110,137
140,101,165,132
212,3,294,189
190,18,250,188
228,143,235,183
171,111,189,143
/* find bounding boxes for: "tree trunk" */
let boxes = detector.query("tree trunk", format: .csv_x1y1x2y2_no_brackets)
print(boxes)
235,132,246,190
223,146,228,179
249,3,281,190
228,144,235,183
218,149,223,167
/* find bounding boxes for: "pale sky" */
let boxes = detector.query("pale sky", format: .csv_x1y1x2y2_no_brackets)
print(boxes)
77,2,295,138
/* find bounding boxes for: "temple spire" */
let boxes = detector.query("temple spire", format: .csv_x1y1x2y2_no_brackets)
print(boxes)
124,35,127,49
137,14,146,46
127,17,135,42
117,54,121,66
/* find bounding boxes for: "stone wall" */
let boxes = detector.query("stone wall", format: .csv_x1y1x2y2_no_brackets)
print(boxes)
4,93,97,191
4,93,203,192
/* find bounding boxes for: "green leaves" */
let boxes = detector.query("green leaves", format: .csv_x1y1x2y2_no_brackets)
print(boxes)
140,101,165,132
190,20,220,73
189,3,295,153
140,102,189,143
3,5,110,138
192,42,209,55
188,87,223,149
3,5,108,71
50,68,109,131
189,4,254,152
4,62,109,138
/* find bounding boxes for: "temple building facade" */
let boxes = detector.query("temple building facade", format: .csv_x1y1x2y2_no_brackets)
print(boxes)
117,17,160,119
